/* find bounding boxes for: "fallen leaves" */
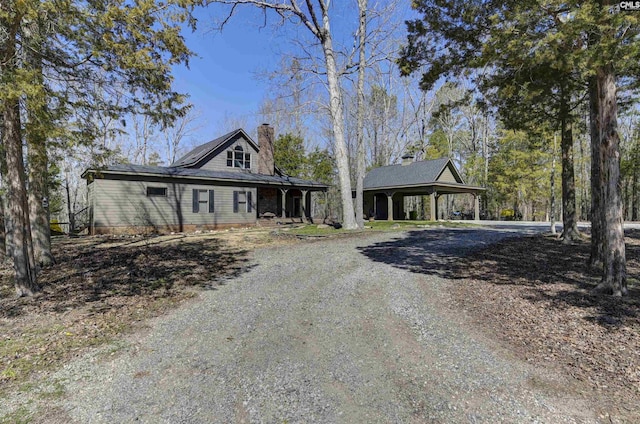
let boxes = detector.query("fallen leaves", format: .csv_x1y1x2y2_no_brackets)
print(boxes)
0,231,266,395
448,230,640,419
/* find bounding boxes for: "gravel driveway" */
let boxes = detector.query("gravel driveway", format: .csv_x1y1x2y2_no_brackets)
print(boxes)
50,227,596,423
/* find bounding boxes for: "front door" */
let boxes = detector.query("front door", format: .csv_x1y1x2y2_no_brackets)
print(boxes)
292,196,301,217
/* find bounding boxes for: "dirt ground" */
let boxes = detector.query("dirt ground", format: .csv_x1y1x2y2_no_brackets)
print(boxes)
0,228,292,396
448,230,640,419
1,226,639,421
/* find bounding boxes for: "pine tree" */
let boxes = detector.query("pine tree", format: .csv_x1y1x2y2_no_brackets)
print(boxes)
274,134,307,178
400,0,640,296
0,0,200,296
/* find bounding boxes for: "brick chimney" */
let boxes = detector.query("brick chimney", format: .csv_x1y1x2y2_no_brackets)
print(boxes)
257,124,275,175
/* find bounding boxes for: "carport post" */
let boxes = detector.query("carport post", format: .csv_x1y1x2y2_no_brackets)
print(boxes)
430,192,437,221
301,190,308,223
386,191,394,221
474,193,480,221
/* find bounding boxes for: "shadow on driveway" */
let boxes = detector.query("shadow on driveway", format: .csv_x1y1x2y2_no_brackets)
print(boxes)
357,228,521,279
357,228,640,328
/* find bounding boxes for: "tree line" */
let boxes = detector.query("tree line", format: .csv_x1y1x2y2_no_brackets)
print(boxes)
214,0,637,296
1,0,638,299
399,0,638,296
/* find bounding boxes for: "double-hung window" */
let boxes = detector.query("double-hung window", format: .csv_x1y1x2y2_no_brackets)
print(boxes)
192,189,215,213
233,191,253,213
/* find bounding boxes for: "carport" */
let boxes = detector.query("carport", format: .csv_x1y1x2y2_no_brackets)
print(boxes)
363,156,485,221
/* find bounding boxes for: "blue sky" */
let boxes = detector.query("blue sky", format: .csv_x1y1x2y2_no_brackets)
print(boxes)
169,2,416,148
171,7,281,142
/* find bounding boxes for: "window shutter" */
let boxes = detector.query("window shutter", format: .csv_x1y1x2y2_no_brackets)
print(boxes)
209,190,215,213
247,191,253,213
233,191,238,213
192,189,199,213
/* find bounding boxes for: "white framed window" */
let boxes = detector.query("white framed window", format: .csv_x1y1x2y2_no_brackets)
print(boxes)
227,145,251,169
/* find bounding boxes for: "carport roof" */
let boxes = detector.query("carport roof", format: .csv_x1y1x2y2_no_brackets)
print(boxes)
363,158,484,193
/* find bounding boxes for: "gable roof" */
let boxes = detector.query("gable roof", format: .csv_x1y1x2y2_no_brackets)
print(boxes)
363,158,465,190
170,128,258,168
83,164,328,189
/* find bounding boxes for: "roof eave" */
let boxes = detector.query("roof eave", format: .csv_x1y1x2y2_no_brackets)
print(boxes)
364,181,485,192
84,169,328,189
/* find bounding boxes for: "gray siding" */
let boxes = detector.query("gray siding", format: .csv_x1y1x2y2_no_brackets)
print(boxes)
198,135,259,173
87,180,95,233
438,165,459,183
92,178,256,230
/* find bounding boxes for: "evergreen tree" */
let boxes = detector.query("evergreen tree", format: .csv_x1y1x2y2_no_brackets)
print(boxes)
399,0,640,296
274,133,307,178
0,0,200,296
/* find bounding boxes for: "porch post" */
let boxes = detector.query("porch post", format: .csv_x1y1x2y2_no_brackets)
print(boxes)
301,190,308,223
430,192,437,221
386,191,394,221
280,188,289,219
474,193,480,221
323,191,328,220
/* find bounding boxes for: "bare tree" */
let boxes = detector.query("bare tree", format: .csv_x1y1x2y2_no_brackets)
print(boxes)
164,107,202,165
207,0,357,228
258,57,312,139
354,0,367,229
218,111,253,135
130,114,158,165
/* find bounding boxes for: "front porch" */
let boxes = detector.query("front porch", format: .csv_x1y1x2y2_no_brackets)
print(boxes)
257,187,324,223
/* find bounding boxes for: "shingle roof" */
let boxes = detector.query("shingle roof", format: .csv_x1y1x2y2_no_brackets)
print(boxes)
170,128,255,168
88,164,328,189
364,158,455,189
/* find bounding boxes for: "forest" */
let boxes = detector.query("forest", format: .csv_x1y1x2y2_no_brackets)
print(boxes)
1,0,638,297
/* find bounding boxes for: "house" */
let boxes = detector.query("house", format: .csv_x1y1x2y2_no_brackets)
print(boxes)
362,155,484,221
82,124,328,234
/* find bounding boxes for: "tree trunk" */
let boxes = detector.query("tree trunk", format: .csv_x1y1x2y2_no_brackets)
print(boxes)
320,15,357,229
550,133,557,235
0,13,39,296
354,0,367,229
0,194,7,259
593,64,626,296
633,162,638,221
632,145,639,221
2,100,39,296
27,120,55,266
560,108,581,242
588,76,604,271
0,131,9,259
25,15,55,267
0,150,13,261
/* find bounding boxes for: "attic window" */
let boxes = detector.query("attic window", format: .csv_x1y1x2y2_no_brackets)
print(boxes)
227,145,251,169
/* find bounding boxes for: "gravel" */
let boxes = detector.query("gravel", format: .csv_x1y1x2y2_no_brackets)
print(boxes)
45,227,597,423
